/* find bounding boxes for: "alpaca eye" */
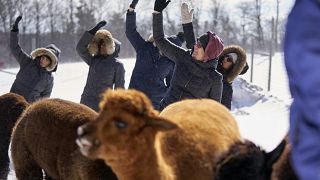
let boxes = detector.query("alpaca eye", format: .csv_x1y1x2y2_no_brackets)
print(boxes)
114,120,127,129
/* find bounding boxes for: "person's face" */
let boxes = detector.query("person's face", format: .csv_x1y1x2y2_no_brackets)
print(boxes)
39,56,51,68
192,40,205,61
222,56,233,70
100,42,115,55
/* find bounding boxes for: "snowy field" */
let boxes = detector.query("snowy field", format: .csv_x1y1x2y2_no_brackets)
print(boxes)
0,53,291,179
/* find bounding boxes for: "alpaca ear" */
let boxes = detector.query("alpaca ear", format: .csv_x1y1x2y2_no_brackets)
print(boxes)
146,117,178,131
265,139,286,168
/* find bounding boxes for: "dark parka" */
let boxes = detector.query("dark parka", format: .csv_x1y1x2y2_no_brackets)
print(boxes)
126,11,182,110
9,31,57,103
182,22,247,110
76,31,125,112
153,13,223,110
217,46,247,109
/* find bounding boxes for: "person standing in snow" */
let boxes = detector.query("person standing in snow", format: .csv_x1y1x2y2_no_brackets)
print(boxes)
76,21,125,112
284,1,320,179
153,0,224,110
217,47,248,110
10,16,60,103
181,2,248,110
126,0,185,110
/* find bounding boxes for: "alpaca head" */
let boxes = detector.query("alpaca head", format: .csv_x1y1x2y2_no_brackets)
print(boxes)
214,139,286,180
76,89,177,166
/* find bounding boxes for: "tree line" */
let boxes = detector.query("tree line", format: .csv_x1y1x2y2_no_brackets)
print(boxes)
0,0,286,68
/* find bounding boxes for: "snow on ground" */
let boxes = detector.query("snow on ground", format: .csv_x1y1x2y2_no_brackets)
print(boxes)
1,53,291,179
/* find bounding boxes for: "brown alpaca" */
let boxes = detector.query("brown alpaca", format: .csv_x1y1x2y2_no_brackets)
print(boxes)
214,139,286,180
271,135,298,180
0,93,28,180
10,98,117,180
77,89,241,180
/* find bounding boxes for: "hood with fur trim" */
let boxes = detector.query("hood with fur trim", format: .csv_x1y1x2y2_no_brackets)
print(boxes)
88,29,116,56
31,44,60,72
218,45,247,83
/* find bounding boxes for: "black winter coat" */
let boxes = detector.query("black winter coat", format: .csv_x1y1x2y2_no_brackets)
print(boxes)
10,32,54,103
183,22,248,110
153,13,223,110
76,31,125,112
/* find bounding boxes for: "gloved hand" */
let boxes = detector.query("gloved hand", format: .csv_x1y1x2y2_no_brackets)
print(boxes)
154,0,171,12
176,32,185,43
130,0,139,9
11,16,22,32
88,20,107,35
181,2,194,24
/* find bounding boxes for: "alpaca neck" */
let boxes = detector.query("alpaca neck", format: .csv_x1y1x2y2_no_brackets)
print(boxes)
110,139,173,180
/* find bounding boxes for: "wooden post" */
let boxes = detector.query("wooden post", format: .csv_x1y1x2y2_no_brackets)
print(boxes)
250,39,254,83
268,18,274,91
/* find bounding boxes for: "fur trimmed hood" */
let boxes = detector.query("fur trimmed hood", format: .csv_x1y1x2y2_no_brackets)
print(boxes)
88,29,116,56
218,45,247,83
31,44,60,72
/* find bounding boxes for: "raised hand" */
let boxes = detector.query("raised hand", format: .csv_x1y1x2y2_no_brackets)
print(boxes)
154,0,171,12
88,20,107,35
181,2,194,24
11,16,22,32
130,0,139,9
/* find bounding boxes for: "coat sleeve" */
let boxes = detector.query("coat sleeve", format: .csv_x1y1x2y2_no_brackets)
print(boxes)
165,67,173,87
76,31,94,65
153,13,189,63
10,31,32,67
125,11,146,52
41,78,54,98
209,71,223,102
182,22,196,49
114,62,125,89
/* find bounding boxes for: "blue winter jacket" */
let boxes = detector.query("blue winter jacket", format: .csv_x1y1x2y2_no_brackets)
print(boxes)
76,31,125,112
126,11,182,110
10,31,54,103
284,1,320,180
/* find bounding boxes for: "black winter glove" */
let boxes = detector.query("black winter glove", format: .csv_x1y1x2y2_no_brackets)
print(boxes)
130,0,139,9
11,16,22,32
88,20,107,35
176,32,185,43
154,0,171,12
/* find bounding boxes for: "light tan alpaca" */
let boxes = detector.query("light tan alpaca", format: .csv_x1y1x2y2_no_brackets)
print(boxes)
77,89,241,180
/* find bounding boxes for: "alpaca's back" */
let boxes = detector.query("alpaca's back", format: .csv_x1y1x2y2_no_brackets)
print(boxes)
11,98,117,180
158,99,241,180
0,93,28,179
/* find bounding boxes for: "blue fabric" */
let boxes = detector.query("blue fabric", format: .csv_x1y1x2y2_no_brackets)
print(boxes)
284,1,320,179
126,11,181,110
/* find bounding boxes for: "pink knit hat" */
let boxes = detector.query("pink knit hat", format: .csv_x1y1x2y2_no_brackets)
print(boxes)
201,31,224,62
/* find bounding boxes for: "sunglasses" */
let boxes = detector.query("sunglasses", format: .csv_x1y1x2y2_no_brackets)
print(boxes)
223,55,233,63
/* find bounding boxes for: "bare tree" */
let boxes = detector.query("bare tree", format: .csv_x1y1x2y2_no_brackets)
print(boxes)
275,0,280,51
254,0,264,48
0,0,8,32
211,0,222,28
75,0,96,34
237,2,252,48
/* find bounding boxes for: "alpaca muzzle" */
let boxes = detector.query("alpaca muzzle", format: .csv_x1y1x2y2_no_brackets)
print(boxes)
76,125,101,157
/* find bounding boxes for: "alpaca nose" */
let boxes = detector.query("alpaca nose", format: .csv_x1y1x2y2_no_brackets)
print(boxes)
77,124,94,138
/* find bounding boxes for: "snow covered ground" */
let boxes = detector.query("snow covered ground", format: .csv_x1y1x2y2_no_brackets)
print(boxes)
0,53,291,179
